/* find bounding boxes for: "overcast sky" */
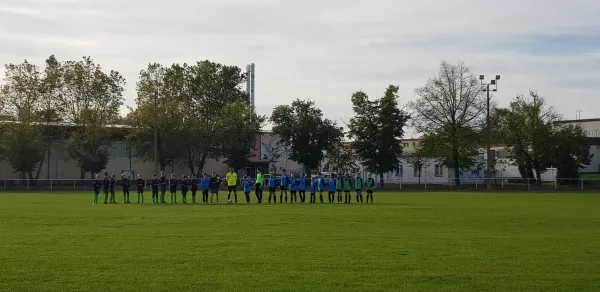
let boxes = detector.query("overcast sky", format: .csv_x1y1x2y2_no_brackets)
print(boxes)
1,0,599,136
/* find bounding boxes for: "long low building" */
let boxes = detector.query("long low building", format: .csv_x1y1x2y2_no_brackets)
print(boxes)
0,122,303,179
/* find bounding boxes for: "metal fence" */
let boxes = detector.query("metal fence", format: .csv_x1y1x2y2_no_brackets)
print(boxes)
0,177,599,192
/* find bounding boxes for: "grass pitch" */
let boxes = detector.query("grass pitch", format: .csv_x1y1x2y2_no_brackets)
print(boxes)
1,192,599,292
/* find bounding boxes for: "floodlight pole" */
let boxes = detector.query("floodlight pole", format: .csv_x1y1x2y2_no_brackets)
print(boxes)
480,74,500,189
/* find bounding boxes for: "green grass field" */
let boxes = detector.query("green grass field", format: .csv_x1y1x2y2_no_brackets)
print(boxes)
1,192,599,292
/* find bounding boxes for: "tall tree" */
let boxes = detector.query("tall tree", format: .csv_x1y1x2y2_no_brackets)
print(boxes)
409,60,485,186
323,143,358,174
60,57,125,178
216,101,265,171
0,59,49,178
168,61,248,175
348,85,409,186
495,92,558,184
271,99,343,174
129,63,183,172
551,124,592,184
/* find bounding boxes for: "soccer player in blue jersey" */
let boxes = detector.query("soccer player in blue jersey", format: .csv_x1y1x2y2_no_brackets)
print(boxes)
309,176,317,204
279,169,289,203
317,173,325,203
289,174,298,203
201,173,210,203
267,174,277,204
243,176,253,203
327,174,336,203
298,173,307,203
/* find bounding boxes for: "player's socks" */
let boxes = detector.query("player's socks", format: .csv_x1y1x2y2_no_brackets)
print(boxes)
245,194,250,203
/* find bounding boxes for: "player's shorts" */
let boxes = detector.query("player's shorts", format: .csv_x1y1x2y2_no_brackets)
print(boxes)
210,189,219,194
290,190,297,194
366,190,373,194
336,188,342,192
268,187,276,192
228,186,236,191
202,190,209,195
280,185,288,191
328,191,335,195
244,191,250,195
170,188,176,193
310,192,316,195
355,189,361,192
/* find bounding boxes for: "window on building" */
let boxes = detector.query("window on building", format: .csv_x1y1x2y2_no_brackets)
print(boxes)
495,149,508,159
413,164,421,177
434,164,444,177
395,165,403,177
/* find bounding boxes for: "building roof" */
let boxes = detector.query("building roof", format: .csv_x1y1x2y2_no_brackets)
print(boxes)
555,118,600,124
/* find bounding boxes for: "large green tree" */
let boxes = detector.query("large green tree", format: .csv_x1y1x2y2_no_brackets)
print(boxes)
128,63,183,172
167,61,248,175
60,57,125,178
216,101,265,171
551,124,592,184
409,60,485,185
494,92,558,184
271,99,343,174
0,57,62,178
348,85,409,186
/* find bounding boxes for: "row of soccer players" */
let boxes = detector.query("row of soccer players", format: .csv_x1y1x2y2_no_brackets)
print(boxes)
91,171,223,204
91,170,376,204
249,169,377,204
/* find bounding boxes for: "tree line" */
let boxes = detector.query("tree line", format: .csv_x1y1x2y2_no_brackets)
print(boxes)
0,56,591,184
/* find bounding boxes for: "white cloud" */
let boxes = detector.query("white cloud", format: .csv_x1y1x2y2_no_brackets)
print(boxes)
1,0,599,125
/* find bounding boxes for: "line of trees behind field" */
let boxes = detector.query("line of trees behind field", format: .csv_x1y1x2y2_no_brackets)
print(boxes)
0,56,592,185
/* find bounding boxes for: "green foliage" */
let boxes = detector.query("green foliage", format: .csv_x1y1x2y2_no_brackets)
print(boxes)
0,124,45,178
403,145,432,185
324,144,358,174
348,85,408,184
409,61,485,184
217,102,266,171
494,92,560,183
271,99,343,174
552,125,592,184
60,57,125,177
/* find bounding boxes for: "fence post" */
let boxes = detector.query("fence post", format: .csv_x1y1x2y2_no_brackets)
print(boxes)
449,178,452,191
527,178,530,190
50,179,53,191
501,177,504,189
554,178,557,190
3,180,5,191
73,180,76,190
399,176,402,190
475,178,478,189
27,179,30,191
424,175,427,190
581,178,584,191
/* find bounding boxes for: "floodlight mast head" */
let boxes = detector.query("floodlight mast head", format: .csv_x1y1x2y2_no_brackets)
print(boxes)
496,75,501,80
479,75,485,80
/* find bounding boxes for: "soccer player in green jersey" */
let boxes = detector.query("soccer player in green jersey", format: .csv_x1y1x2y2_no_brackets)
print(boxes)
121,173,131,203
365,174,375,203
354,173,364,203
343,173,352,204
93,174,101,204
